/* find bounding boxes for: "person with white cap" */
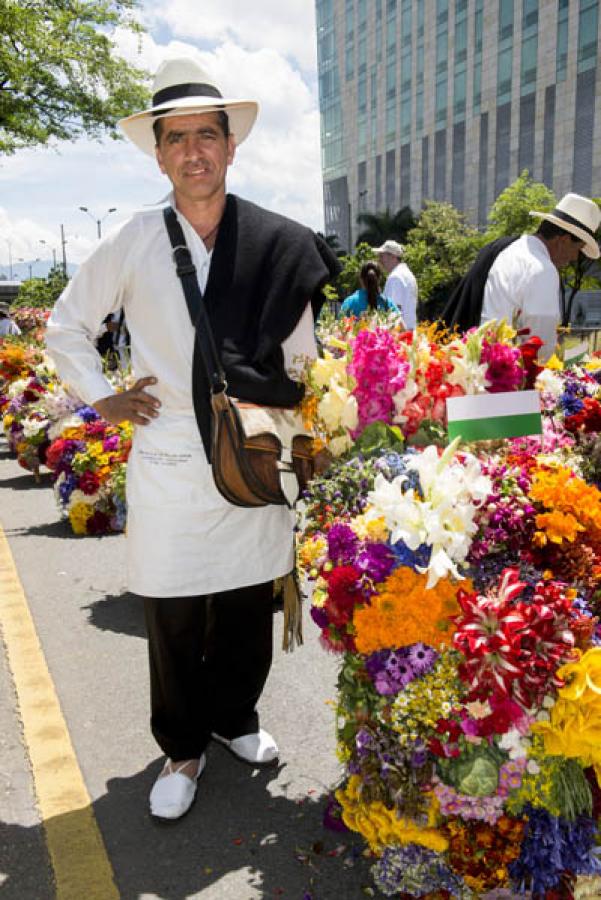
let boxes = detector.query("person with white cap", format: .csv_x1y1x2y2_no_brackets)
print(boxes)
477,193,600,360
0,301,21,337
372,239,418,328
46,58,339,821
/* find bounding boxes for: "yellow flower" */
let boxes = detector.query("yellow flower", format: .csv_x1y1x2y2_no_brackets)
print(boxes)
310,354,350,390
350,513,389,543
298,536,327,571
68,502,94,535
532,648,601,768
545,354,564,370
335,775,448,855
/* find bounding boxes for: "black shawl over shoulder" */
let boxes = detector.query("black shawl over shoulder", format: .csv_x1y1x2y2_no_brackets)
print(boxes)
441,236,518,331
192,193,341,454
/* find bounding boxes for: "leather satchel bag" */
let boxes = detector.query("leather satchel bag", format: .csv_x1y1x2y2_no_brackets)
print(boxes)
164,207,315,508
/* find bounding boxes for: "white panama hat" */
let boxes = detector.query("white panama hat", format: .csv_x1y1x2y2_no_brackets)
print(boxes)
530,192,601,259
118,58,259,157
372,239,404,257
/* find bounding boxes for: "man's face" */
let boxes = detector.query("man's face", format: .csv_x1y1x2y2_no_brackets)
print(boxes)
378,252,399,274
553,233,585,268
155,111,235,204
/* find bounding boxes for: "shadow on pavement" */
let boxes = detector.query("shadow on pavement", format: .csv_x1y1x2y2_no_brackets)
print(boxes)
0,472,52,491
0,751,368,900
4,520,73,539
84,592,146,640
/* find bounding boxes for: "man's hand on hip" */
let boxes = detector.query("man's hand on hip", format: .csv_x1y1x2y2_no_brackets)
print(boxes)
93,377,161,426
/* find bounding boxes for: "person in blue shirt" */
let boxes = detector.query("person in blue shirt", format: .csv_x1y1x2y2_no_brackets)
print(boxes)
340,261,400,317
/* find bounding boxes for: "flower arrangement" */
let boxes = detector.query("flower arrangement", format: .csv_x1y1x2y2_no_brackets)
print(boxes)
300,405,601,897
302,321,529,457
2,365,58,473
45,407,132,535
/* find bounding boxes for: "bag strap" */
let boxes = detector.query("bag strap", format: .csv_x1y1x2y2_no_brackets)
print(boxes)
163,206,227,393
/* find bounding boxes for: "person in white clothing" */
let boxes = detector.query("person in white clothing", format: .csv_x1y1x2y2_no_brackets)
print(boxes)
372,239,418,328
481,193,601,360
0,301,21,337
46,58,339,822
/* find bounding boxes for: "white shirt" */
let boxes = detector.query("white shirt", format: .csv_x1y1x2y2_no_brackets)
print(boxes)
383,261,418,329
480,234,560,361
46,197,317,598
0,317,21,337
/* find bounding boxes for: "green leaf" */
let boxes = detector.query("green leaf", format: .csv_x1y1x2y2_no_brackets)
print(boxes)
351,422,405,457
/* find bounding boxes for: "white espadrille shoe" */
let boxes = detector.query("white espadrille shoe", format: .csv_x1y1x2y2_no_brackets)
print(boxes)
212,729,279,766
149,754,206,821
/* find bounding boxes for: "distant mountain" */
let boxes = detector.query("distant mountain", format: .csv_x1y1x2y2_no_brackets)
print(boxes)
0,259,78,281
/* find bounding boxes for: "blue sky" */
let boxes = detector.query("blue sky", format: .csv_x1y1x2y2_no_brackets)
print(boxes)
0,1,322,276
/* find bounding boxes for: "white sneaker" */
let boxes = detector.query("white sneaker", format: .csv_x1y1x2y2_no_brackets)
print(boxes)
212,729,279,766
149,755,206,821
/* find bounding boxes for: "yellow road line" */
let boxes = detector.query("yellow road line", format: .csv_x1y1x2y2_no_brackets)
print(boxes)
0,521,119,900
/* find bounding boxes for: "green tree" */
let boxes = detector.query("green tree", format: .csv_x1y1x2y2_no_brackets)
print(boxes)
13,266,68,308
403,201,483,317
0,0,150,154
355,206,416,247
485,170,556,241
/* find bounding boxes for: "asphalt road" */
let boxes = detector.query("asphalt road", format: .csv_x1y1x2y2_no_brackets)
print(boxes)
0,438,373,900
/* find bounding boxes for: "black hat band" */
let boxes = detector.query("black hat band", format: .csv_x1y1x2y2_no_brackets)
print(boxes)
551,208,597,240
152,82,223,109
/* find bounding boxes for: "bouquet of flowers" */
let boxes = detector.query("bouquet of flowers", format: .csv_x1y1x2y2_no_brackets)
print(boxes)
1,365,59,473
298,402,601,896
10,306,51,339
302,321,530,458
45,407,132,535
0,342,44,414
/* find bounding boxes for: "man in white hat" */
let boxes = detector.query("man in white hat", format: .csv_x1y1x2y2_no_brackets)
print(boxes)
372,239,418,328
0,301,21,337
478,193,600,359
46,58,339,821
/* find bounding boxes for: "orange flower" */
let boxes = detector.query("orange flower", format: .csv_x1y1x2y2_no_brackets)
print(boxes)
353,566,467,654
534,510,585,544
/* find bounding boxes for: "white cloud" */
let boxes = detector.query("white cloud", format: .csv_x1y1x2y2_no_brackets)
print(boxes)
145,0,318,72
0,6,324,270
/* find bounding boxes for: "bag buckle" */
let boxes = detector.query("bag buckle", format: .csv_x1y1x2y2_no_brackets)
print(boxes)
172,245,196,277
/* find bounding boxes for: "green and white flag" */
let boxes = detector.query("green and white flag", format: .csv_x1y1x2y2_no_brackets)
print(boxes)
563,341,588,367
446,390,542,443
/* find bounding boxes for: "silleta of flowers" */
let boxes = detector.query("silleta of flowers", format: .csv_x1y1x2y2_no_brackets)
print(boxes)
45,406,132,535
298,317,601,898
1,342,132,535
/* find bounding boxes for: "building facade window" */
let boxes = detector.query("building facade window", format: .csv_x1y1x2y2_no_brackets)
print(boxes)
400,143,411,207
452,122,466,210
386,148,396,209
556,0,569,82
434,129,447,200
375,153,382,211
473,0,484,113
478,113,489,226
421,135,430,202
578,0,599,73
542,84,556,188
495,102,512,196
435,0,449,127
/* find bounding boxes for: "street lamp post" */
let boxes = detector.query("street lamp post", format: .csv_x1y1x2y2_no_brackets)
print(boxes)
39,240,57,269
79,206,117,239
28,258,40,280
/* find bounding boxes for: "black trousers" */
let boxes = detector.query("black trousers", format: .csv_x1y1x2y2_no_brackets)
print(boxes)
141,581,274,762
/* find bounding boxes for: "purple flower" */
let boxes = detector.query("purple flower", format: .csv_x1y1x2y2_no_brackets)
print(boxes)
58,473,77,504
77,405,100,423
327,523,359,565
365,646,424,694
356,542,396,582
103,434,119,452
310,606,329,629
407,642,438,675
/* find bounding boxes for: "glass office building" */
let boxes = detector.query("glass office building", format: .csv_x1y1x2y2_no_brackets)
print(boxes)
316,0,601,248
